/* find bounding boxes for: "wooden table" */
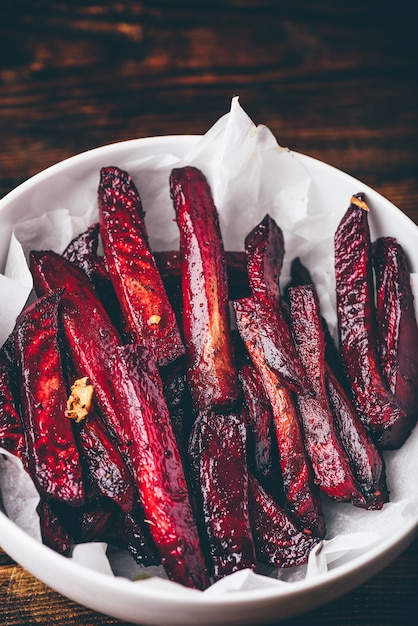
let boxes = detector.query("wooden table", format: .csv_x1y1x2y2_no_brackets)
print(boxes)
1,1,417,624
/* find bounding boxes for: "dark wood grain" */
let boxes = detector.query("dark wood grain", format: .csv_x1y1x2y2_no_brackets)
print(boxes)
1,1,418,624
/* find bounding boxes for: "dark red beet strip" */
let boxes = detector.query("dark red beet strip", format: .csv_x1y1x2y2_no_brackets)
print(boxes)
0,352,25,458
288,284,363,504
238,362,274,480
110,344,210,590
99,166,185,367
170,166,241,411
14,291,84,505
188,408,257,580
373,236,418,428
233,296,325,538
334,194,410,449
325,364,389,510
245,214,308,393
248,473,319,568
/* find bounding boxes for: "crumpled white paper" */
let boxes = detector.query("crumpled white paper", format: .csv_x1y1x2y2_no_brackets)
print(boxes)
1,97,418,594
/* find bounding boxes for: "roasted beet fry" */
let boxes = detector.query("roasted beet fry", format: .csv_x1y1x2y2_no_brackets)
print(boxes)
238,362,274,480
110,344,210,590
170,166,241,411
335,194,411,449
105,505,161,566
325,365,388,509
63,222,100,260
161,358,195,465
373,237,418,427
29,250,134,461
233,297,325,538
248,474,319,568
14,291,84,505
71,402,135,514
245,215,308,393
286,269,384,506
286,256,345,382
288,284,363,504
99,166,185,367
62,222,111,298
0,352,25,457
37,499,73,556
62,222,123,327
188,408,257,580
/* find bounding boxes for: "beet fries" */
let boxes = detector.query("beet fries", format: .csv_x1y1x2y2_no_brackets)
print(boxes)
238,362,274,481
0,351,25,458
169,166,241,411
110,344,209,589
99,166,185,367
29,249,134,463
170,166,262,578
248,473,319,568
288,284,367,506
373,237,418,427
189,408,257,580
233,296,326,539
285,257,388,509
335,194,413,448
72,403,136,515
325,365,389,509
14,291,85,506
5,158,418,591
245,215,308,393
29,249,209,589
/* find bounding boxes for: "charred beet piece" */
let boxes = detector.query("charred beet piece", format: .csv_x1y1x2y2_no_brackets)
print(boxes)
37,499,73,556
110,344,210,590
286,256,344,382
64,227,130,340
14,291,84,505
99,166,184,367
170,166,241,411
70,397,135,515
238,362,274,480
248,473,319,568
288,284,363,505
62,223,111,296
63,222,101,260
29,250,133,463
325,365,389,509
188,408,257,580
0,352,25,458
373,237,418,427
74,499,116,543
335,194,411,449
105,506,161,566
50,492,117,545
161,358,195,465
245,215,308,393
233,297,325,538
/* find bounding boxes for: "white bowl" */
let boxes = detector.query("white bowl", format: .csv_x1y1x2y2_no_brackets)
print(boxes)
1,134,418,626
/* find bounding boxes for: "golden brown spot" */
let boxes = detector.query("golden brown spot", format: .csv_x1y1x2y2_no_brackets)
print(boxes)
66,376,94,423
351,195,370,211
